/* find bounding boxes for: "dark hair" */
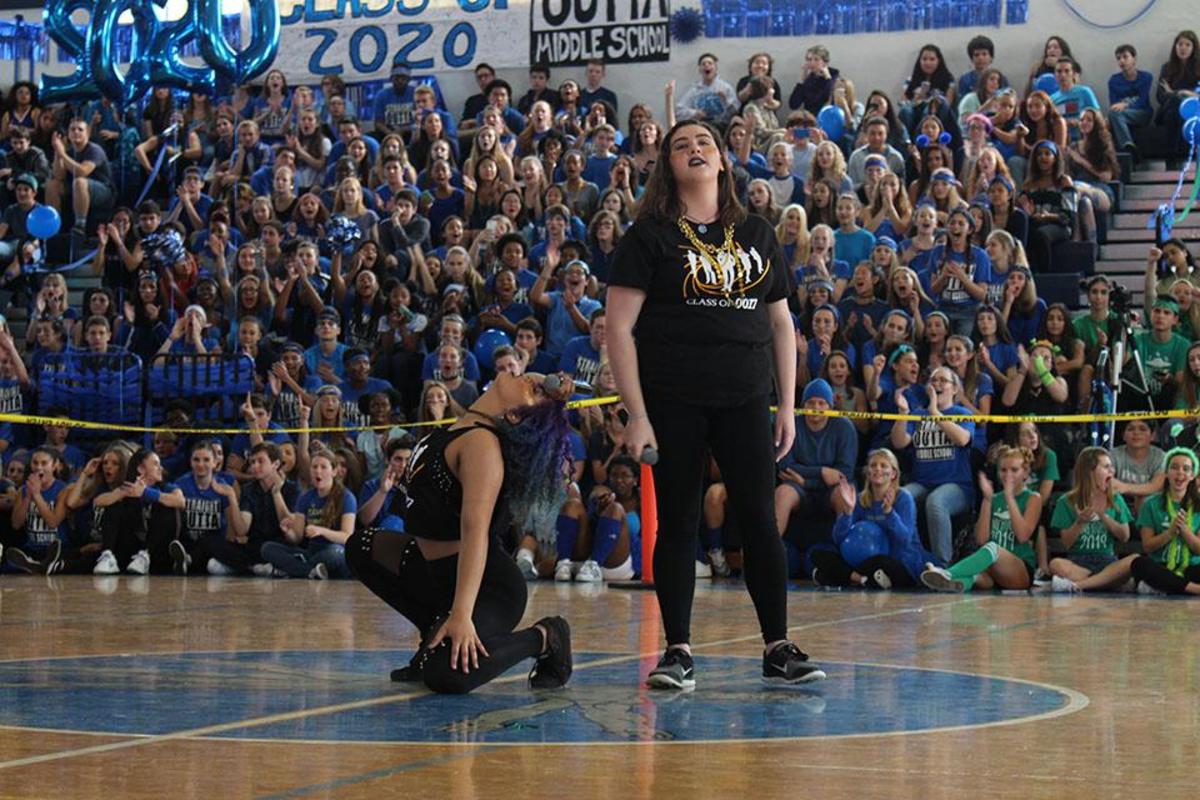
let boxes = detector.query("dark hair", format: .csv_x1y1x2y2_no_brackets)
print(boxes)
698,52,718,64
636,120,746,228
495,232,528,258
905,44,955,98
126,449,158,482
1023,139,1069,189
248,441,282,464
1079,109,1119,181
475,62,495,76
484,79,513,98
516,316,544,338
862,91,903,137
971,304,1015,346
1115,43,1137,58
530,63,550,78
967,35,995,58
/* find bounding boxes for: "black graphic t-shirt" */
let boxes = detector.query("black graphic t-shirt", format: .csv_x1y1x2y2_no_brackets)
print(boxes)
609,214,789,406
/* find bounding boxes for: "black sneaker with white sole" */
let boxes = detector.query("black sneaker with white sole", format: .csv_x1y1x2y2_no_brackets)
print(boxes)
5,540,62,575
763,642,826,684
169,540,191,575
529,616,573,689
646,647,696,690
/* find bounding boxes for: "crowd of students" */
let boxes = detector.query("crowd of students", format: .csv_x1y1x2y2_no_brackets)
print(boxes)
0,29,1197,596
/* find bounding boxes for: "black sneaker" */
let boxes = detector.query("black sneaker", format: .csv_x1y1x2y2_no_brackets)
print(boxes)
646,647,695,690
169,540,191,575
5,547,40,574
42,541,63,576
528,616,572,689
390,649,425,683
763,642,826,685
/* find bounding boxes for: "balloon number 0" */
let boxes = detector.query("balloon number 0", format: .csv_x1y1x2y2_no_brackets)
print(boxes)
40,0,280,105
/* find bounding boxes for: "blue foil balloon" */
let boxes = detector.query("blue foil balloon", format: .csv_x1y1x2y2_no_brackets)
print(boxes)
198,0,280,85
1184,117,1200,148
40,0,101,104
1181,96,1200,122
839,520,888,568
147,0,216,96
1033,73,1058,95
26,205,62,240
89,0,159,105
473,329,512,371
817,105,845,141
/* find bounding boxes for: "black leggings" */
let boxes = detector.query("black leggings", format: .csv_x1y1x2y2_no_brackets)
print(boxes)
810,549,916,589
645,392,788,646
346,528,542,694
102,499,181,573
1027,221,1071,273
1131,556,1200,595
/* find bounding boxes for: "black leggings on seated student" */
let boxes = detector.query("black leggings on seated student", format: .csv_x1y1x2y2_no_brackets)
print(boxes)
346,528,543,694
809,549,917,589
1131,556,1200,595
101,498,181,572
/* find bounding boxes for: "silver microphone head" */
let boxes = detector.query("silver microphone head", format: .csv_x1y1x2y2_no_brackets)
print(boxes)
542,373,563,396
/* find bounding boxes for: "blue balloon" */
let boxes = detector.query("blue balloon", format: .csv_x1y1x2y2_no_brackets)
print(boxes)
1182,96,1200,122
1185,117,1200,147
839,521,888,569
473,329,512,371
89,0,159,104
26,205,61,240
39,0,101,104
147,0,216,96
198,0,280,85
817,105,845,142
1034,73,1059,95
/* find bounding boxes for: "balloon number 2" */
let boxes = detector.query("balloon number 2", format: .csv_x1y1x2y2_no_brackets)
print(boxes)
41,0,280,105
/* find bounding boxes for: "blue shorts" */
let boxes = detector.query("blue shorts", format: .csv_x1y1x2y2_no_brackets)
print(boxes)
1067,552,1116,575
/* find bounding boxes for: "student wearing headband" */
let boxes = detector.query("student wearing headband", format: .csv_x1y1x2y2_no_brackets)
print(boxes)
921,206,991,336
1017,137,1086,273
1130,447,1200,595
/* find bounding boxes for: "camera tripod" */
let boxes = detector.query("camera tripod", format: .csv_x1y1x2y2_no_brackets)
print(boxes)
1088,307,1154,447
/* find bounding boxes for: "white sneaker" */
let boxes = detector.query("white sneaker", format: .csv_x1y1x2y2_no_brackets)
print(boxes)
93,549,119,575
251,563,277,578
309,562,329,580
554,559,574,582
1051,575,1081,594
207,558,236,576
921,565,964,593
575,559,603,583
695,560,713,578
1136,581,1165,595
516,551,538,581
872,568,893,590
708,548,731,578
127,549,150,576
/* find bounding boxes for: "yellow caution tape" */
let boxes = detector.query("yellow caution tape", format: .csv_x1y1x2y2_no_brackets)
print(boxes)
2,396,1194,437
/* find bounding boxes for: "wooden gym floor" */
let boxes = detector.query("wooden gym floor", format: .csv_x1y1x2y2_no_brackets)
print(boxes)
0,574,1193,799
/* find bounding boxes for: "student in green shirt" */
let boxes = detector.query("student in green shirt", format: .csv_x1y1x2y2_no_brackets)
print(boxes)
1012,420,1058,578
1049,446,1137,592
1130,448,1200,595
922,445,1043,592
1072,275,1118,411
1130,298,1189,408
1175,341,1200,412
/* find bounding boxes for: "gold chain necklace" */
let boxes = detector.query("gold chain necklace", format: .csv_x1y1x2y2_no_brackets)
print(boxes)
676,216,736,257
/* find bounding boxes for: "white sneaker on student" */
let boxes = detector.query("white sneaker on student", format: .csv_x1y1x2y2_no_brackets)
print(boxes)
127,549,150,576
516,550,538,581
1051,575,1081,594
695,560,712,578
93,549,119,575
1136,581,1165,595
575,559,603,583
554,559,574,582
207,558,236,576
308,562,329,580
251,563,277,578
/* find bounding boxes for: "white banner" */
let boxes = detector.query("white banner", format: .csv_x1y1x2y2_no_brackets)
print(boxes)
277,0,529,81
530,0,669,66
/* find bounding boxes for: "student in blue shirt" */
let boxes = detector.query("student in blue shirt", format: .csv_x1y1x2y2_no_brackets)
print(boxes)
1050,58,1099,144
357,436,413,530
304,307,348,383
4,448,69,573
920,207,992,336
890,367,977,564
263,450,355,579
530,257,601,358
558,308,605,386
373,64,417,138
1106,43,1154,153
832,194,875,272
174,440,233,574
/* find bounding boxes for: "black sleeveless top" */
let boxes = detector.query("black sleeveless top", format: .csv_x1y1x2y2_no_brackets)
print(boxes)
393,423,508,542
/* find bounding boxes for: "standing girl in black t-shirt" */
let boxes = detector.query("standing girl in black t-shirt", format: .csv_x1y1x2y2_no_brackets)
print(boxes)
607,120,826,690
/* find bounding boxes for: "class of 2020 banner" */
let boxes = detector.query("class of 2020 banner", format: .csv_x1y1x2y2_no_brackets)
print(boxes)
530,0,671,67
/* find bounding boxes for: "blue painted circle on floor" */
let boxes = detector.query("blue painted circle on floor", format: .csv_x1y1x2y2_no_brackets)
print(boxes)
0,651,1075,743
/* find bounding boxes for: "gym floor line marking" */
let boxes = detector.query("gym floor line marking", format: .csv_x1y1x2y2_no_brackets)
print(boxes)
0,598,981,770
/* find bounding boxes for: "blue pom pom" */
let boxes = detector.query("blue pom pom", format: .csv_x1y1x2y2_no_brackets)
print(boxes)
670,7,705,44
141,229,187,270
324,215,363,255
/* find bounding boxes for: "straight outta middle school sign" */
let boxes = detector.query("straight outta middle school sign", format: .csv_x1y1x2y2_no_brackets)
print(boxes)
530,0,671,66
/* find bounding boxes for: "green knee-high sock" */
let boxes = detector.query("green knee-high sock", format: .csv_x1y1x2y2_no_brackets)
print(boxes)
946,542,1000,586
